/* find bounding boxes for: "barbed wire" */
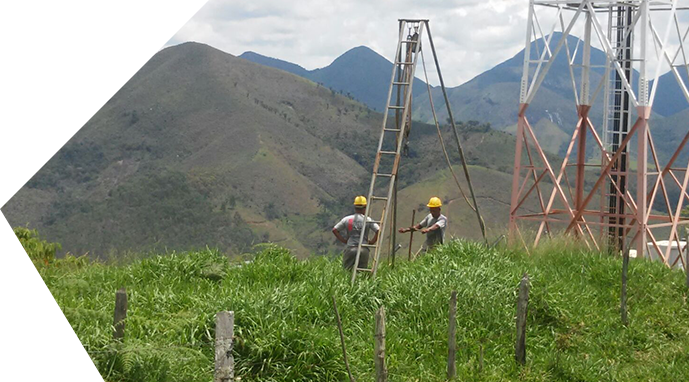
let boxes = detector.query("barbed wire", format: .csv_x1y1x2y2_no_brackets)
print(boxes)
0,342,215,360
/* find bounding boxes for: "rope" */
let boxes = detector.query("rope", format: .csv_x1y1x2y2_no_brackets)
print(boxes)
419,49,477,213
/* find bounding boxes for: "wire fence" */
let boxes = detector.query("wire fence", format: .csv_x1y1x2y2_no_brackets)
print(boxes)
0,342,215,361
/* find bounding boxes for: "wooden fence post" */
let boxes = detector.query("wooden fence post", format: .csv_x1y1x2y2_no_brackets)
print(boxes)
215,311,234,382
447,290,457,380
515,273,529,365
113,288,127,341
374,306,387,382
621,248,630,325
408,210,416,261
332,296,355,382
10,276,19,304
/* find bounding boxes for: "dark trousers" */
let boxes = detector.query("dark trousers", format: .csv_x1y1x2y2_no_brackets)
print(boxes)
343,246,369,270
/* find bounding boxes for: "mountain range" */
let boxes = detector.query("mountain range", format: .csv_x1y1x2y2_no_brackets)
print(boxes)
2,42,543,258
6,33,686,258
240,46,428,112
242,33,689,159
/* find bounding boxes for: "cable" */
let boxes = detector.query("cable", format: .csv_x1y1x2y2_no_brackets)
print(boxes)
419,50,477,214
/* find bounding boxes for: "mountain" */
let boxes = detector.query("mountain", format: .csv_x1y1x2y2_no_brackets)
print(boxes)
2,42,541,258
31,64,96,84
418,33,615,158
0,66,76,127
239,51,310,78
4,42,374,257
241,46,427,112
67,61,127,92
242,34,688,159
651,70,689,117
241,35,611,156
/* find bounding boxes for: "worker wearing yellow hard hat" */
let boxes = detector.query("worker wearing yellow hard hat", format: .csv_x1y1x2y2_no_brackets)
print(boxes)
398,196,447,252
332,195,380,270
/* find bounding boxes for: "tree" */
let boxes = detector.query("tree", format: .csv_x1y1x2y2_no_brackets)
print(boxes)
0,0,39,45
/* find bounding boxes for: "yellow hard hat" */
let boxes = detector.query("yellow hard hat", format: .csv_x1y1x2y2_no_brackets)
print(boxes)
354,195,367,207
427,197,442,208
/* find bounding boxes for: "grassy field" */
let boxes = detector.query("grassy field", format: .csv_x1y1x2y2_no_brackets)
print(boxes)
36,238,689,382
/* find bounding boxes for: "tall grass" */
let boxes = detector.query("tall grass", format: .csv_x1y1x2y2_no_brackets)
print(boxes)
38,240,689,381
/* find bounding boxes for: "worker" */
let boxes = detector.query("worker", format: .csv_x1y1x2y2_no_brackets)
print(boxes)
332,196,380,270
398,196,447,252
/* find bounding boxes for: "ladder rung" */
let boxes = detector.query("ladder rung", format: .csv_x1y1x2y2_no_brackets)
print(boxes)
376,173,393,177
356,267,373,272
384,128,401,132
395,61,413,65
388,105,405,109
393,81,410,85
361,244,377,248
379,151,397,155
401,40,417,44
370,196,388,201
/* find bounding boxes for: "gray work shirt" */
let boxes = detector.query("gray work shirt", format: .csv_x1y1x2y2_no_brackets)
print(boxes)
419,213,447,248
334,214,380,247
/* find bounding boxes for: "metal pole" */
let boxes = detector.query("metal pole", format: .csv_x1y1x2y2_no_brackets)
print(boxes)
424,20,487,243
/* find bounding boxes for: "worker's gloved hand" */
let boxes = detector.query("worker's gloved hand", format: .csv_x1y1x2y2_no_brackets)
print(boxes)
421,228,429,234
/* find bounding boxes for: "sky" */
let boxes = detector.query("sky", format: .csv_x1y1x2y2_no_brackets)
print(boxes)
166,0,689,89
166,0,529,87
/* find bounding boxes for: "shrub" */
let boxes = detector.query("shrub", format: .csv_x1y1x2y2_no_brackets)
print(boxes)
0,227,60,272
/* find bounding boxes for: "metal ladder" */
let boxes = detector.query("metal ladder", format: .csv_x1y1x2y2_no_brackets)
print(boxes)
350,20,425,284
600,4,634,246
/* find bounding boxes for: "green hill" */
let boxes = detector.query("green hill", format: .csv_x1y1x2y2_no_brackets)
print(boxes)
38,241,689,381
2,42,540,258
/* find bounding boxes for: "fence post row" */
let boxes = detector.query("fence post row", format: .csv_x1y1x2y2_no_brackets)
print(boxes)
447,290,457,379
215,311,235,382
10,276,19,304
515,273,529,365
374,306,387,382
113,288,127,341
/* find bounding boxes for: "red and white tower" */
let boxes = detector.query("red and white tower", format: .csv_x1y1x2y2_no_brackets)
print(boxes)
509,0,689,267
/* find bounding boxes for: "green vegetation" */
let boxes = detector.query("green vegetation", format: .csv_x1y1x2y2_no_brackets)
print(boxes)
0,227,60,273
36,170,258,257
0,43,528,258
33,238,689,381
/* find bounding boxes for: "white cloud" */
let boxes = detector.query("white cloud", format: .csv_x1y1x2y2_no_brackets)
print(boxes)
0,0,685,86
168,0,528,86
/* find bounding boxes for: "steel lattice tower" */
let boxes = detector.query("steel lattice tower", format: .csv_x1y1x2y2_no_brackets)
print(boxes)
509,0,689,267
